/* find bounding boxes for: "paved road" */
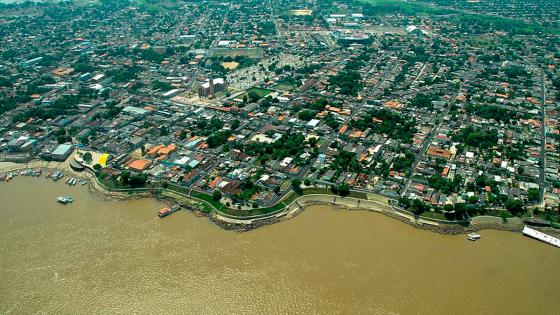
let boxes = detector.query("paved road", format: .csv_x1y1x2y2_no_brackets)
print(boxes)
538,68,548,206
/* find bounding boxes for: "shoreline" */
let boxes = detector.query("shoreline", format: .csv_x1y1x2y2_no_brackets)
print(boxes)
1,161,558,238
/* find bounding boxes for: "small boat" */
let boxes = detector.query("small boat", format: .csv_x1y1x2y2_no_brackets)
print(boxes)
79,179,87,185
52,172,63,181
65,177,71,184
467,232,481,241
158,207,172,218
158,205,181,218
70,178,77,186
56,196,73,205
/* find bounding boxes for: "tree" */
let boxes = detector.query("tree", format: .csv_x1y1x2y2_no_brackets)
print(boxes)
247,90,261,102
160,126,169,136
83,152,93,164
212,190,222,201
411,199,429,215
121,171,131,185
505,198,524,215
129,173,148,187
304,178,311,186
468,196,479,204
411,93,433,109
500,211,509,223
178,130,187,140
231,119,240,130
527,188,540,203
291,178,302,194
398,197,412,209
273,186,281,194
298,109,316,121
337,183,350,196
329,70,363,95
454,203,467,220
93,163,102,171
151,80,172,91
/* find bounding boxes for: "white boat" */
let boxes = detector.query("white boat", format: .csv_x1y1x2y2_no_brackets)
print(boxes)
467,233,481,241
56,196,73,204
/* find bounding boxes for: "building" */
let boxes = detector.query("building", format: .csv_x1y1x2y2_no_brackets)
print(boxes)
306,119,320,129
426,146,452,160
122,106,149,117
162,89,183,98
51,144,73,161
127,159,151,172
198,78,227,97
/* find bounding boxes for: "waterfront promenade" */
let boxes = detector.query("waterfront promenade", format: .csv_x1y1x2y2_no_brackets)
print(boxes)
0,160,544,236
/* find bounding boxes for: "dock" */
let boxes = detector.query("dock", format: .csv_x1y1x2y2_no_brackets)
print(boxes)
522,226,560,248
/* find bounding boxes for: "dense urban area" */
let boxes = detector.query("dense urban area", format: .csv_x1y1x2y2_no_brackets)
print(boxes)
1,0,559,225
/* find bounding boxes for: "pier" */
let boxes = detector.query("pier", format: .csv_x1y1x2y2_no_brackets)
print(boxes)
522,226,560,248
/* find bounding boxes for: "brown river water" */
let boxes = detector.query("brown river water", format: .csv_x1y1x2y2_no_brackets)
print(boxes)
1,176,559,314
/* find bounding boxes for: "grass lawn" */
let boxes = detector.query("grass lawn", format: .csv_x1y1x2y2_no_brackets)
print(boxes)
165,183,385,219
359,0,456,16
133,0,185,11
273,83,297,92
245,87,273,98
421,211,449,221
161,191,214,213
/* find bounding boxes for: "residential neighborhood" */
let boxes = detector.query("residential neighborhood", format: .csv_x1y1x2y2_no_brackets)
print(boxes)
1,0,559,222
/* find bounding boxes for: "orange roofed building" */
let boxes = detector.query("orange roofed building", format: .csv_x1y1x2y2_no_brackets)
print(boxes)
384,100,402,109
127,159,151,172
147,144,176,157
426,146,452,160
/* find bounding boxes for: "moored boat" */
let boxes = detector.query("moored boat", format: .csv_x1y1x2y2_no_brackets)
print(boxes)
158,205,181,218
56,196,73,204
467,232,481,241
158,207,172,218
